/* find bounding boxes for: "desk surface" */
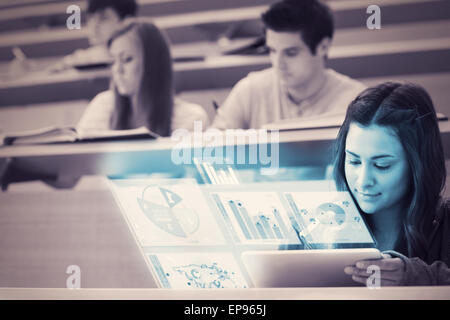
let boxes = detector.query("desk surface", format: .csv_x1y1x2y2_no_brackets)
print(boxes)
0,122,448,159
1,174,450,298
0,126,342,157
0,123,448,187
2,36,450,106
2,0,449,48
1,286,450,300
1,121,449,157
0,186,158,289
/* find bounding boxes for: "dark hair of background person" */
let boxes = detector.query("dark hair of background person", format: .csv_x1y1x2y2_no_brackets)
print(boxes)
107,22,174,137
87,0,138,19
333,82,446,259
261,0,334,54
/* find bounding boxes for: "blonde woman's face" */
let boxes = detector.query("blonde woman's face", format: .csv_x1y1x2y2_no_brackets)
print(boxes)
344,123,410,215
109,32,143,97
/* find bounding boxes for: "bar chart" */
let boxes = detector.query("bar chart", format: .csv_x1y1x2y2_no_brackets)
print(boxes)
193,159,239,185
211,192,297,243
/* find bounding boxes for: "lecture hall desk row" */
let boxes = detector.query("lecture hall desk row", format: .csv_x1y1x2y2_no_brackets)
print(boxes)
0,125,449,294
1,36,449,106
1,0,449,60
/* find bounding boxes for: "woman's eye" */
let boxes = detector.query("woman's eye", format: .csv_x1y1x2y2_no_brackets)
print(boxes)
123,56,133,63
374,163,391,170
346,159,360,166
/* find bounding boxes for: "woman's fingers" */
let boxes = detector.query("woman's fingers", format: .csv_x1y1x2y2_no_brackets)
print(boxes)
355,258,404,271
350,274,367,285
344,266,402,282
351,274,399,286
344,257,405,285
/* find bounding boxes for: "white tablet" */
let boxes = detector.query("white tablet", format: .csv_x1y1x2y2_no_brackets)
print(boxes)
242,248,382,288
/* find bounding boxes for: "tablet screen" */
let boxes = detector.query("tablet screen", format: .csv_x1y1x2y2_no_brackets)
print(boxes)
109,178,376,288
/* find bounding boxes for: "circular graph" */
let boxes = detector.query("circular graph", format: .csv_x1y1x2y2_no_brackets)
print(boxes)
137,185,200,237
315,202,346,226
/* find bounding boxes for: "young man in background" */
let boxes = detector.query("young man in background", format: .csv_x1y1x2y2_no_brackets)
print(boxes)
211,0,366,130
50,0,138,71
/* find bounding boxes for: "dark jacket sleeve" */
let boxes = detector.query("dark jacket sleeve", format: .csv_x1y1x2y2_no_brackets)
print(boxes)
384,250,450,285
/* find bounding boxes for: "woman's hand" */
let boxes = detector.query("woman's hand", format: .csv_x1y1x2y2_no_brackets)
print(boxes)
344,253,406,286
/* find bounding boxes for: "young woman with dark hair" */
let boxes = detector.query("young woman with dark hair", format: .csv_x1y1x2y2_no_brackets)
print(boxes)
334,81,450,285
78,21,209,136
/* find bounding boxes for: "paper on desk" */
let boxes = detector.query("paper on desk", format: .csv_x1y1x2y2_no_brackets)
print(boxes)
1,125,158,146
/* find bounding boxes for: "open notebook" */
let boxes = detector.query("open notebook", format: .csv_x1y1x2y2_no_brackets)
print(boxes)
1,126,159,146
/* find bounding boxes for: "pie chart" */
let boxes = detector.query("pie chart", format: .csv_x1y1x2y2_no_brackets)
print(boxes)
315,202,346,226
137,185,200,237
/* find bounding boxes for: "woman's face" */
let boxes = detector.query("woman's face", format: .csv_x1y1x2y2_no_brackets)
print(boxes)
344,123,411,215
109,31,143,97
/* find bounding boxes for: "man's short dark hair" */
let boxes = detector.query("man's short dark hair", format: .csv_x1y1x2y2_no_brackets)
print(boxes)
261,0,334,54
87,0,138,20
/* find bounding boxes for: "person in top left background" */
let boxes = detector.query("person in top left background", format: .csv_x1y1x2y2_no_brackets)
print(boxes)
48,0,138,72
77,20,210,136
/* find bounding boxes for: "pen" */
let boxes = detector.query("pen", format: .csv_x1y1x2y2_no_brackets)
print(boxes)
291,222,313,250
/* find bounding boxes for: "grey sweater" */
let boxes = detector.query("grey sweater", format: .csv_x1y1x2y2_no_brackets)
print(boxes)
385,199,450,285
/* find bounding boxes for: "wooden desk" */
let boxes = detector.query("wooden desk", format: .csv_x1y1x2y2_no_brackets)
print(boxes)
1,178,449,298
0,186,158,288
1,0,449,38
0,122,449,189
0,127,340,185
2,0,450,60
1,286,450,300
0,0,274,33
0,125,449,295
2,37,450,106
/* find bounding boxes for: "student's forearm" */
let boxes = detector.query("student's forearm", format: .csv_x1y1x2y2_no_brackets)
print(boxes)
384,250,450,285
